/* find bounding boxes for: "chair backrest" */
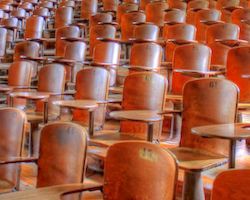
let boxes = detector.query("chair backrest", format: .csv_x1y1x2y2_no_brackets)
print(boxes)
103,0,118,12
103,141,177,200
33,7,49,17
216,0,240,10
89,24,116,56
122,72,167,111
92,41,121,86
14,41,40,60
0,27,7,57
133,23,159,40
73,67,110,127
208,41,231,68
163,23,196,40
164,24,197,65
11,8,26,19
0,108,26,189
63,41,86,61
121,11,146,40
36,122,87,187
195,9,221,42
211,169,250,200
55,6,73,29
2,17,18,42
231,8,250,25
24,15,44,39
187,0,209,10
8,61,33,86
130,42,162,70
37,64,66,93
117,3,138,23
168,0,187,11
145,1,169,27
180,78,238,156
206,22,240,44
89,12,113,27
172,43,211,94
164,9,186,24
55,25,80,57
226,46,250,102
59,0,75,7
81,0,98,20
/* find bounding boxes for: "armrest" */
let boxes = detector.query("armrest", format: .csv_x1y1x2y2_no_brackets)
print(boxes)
53,99,98,110
165,94,183,101
215,39,248,47
174,69,224,77
9,91,51,100
222,6,242,12
0,183,103,200
0,156,38,165
60,37,87,42
167,39,197,45
127,38,165,45
158,109,182,115
242,74,250,79
110,110,162,122
0,25,19,30
19,55,48,62
25,38,51,42
238,102,250,110
210,64,226,71
120,65,160,71
200,20,222,25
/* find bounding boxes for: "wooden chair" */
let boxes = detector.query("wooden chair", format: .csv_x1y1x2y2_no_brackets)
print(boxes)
0,108,26,192
164,8,186,24
90,72,167,149
61,41,87,82
1,17,19,46
195,9,221,43
13,41,40,78
231,8,250,42
55,25,80,57
116,3,139,24
145,1,169,27
102,0,118,13
231,8,250,25
54,6,73,29
86,141,177,199
55,67,110,131
211,169,250,200
0,141,177,200
10,64,66,155
0,27,7,58
168,78,239,200
133,23,160,41
171,43,211,94
92,40,121,86
205,22,240,44
0,122,88,195
89,24,116,56
80,0,98,20
163,23,196,66
127,42,162,73
226,46,250,105
89,12,113,28
216,0,240,22
120,11,146,41
186,0,210,25
168,0,187,11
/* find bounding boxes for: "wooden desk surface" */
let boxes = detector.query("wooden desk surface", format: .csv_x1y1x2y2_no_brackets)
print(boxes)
0,183,101,200
110,110,162,122
192,123,250,140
